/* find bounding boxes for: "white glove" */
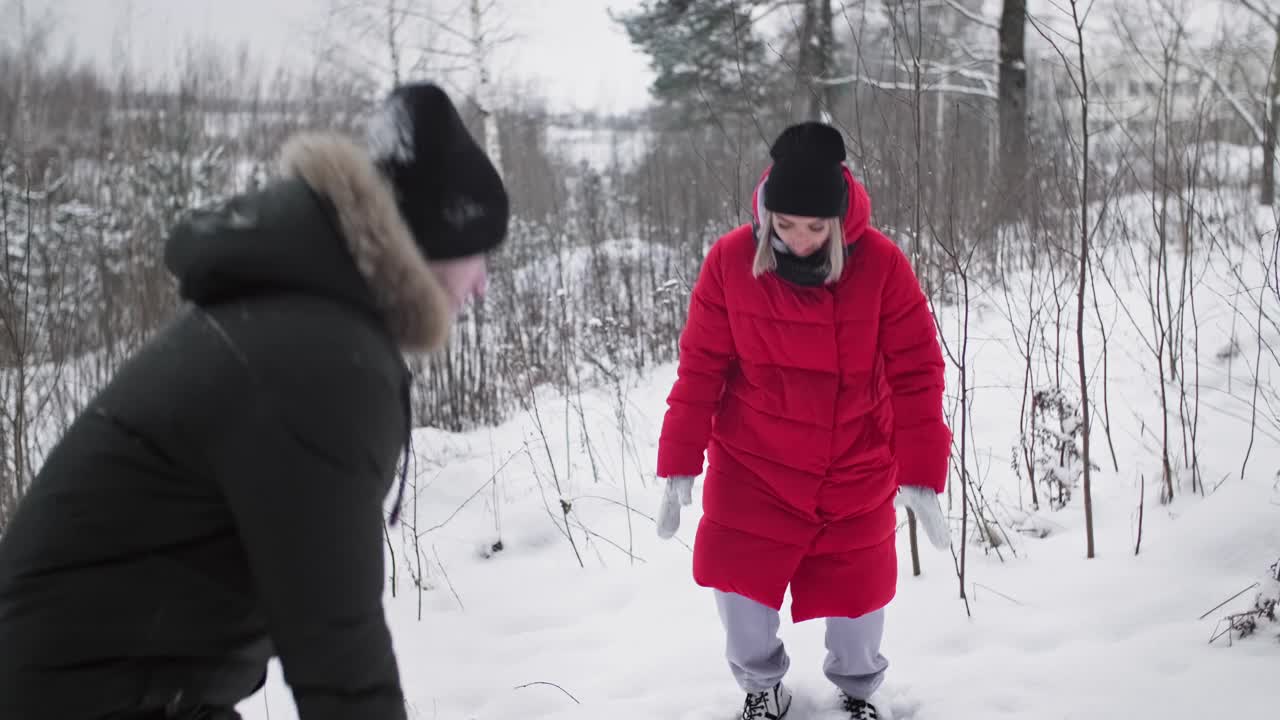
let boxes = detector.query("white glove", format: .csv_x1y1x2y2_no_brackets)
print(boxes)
895,485,951,550
656,476,695,539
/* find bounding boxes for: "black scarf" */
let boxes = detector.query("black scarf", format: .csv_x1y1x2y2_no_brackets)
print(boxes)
769,231,848,287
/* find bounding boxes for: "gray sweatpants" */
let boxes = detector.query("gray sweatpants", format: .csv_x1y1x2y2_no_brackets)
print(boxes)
714,590,888,701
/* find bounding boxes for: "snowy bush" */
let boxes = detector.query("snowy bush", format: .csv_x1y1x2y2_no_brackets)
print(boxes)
1013,387,1097,511
1212,557,1280,646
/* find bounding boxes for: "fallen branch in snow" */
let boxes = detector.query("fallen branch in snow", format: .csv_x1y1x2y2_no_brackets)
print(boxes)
568,518,647,565
524,440,586,568
568,494,692,553
1199,582,1260,620
972,583,1027,607
992,498,1065,539
418,450,520,538
963,464,1017,560
432,545,464,612
526,385,586,569
1209,595,1277,646
569,494,655,522
514,681,581,704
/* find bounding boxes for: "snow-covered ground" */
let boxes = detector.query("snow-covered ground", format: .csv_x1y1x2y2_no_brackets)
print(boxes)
236,198,1280,719
546,125,653,173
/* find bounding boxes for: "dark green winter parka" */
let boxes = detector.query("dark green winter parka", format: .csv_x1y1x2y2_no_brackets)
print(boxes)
0,133,454,720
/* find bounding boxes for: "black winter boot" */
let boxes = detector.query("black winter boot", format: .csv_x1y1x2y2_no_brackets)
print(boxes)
841,692,880,720
741,682,792,720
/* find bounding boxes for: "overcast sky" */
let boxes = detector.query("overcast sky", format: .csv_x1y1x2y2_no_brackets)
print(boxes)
21,0,657,114
16,0,1248,114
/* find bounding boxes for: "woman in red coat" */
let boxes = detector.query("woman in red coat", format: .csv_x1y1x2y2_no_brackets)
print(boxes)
655,122,952,720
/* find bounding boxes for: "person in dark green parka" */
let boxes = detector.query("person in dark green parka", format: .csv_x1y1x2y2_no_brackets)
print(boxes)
0,81,506,720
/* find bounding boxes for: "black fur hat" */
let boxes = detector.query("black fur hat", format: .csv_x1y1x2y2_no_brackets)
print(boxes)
366,82,510,260
762,121,848,218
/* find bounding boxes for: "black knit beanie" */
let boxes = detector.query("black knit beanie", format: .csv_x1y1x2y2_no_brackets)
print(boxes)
762,121,848,218
366,82,510,260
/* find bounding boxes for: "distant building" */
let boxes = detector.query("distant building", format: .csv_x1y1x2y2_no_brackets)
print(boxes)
1024,5,1269,147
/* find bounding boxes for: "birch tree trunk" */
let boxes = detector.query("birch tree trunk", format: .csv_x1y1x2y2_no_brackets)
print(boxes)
472,0,504,179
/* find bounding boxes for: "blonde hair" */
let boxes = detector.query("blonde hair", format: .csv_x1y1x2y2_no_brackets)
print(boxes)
752,210,846,284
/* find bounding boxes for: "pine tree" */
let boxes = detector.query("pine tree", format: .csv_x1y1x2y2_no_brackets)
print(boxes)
613,0,777,123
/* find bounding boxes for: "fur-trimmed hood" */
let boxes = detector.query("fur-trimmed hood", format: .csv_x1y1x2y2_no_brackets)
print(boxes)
166,131,451,353
279,132,451,352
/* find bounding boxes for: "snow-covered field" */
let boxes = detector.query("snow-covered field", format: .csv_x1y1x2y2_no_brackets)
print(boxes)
546,125,653,172
234,194,1280,719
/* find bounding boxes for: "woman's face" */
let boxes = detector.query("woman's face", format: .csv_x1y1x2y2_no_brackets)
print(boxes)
772,214,831,257
430,255,488,315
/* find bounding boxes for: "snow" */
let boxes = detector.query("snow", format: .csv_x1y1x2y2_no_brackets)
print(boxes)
233,188,1280,719
546,125,653,173
9,5,1277,714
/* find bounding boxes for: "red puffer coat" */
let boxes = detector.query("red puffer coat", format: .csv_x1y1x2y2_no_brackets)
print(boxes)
657,166,950,622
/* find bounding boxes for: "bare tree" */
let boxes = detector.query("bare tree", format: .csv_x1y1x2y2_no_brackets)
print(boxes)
469,0,504,178
1030,0,1098,557
0,0,79,527
1237,0,1279,205
1068,0,1097,560
313,0,466,95
998,0,1030,209
1167,1,1279,206
786,0,838,121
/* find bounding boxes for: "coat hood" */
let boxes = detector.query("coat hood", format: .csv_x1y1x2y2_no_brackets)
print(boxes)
165,132,452,353
750,163,872,245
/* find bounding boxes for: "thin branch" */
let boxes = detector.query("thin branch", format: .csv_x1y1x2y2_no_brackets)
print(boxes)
1199,582,1261,620
514,682,581,704
930,0,1000,30
418,450,519,538
821,73,998,100
431,544,465,611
